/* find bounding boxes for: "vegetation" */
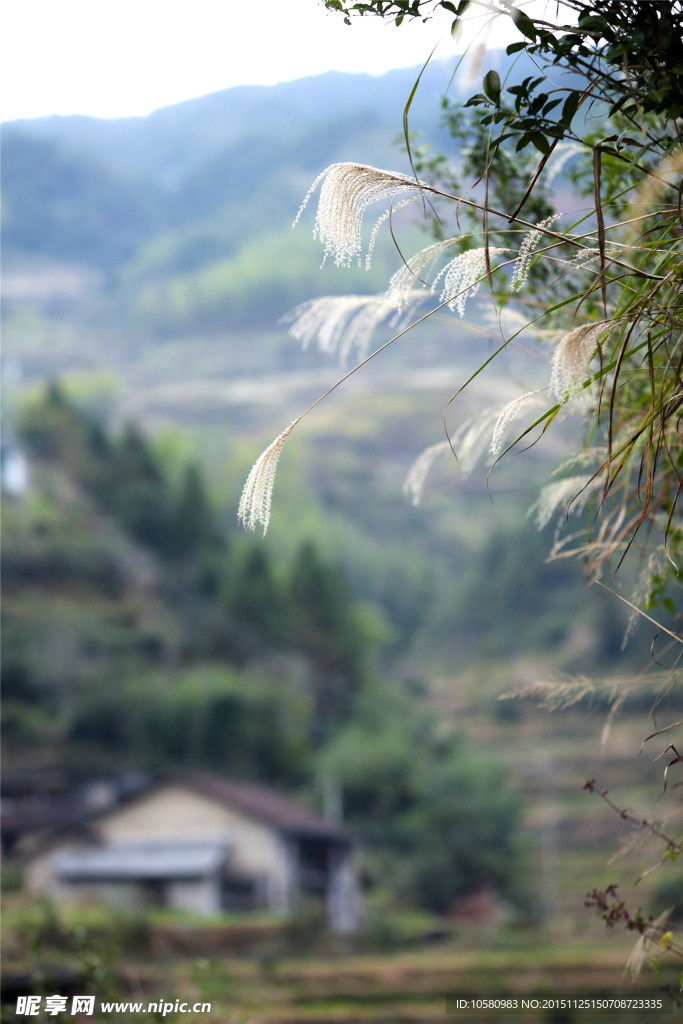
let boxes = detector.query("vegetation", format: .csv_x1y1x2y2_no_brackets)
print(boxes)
233,0,683,976
3,12,681,988
2,385,527,913
251,1,682,607
5,890,679,1024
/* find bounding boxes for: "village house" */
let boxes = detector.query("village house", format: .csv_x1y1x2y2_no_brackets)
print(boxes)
19,773,361,933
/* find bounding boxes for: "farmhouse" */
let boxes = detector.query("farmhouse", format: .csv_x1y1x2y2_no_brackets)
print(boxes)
21,773,361,933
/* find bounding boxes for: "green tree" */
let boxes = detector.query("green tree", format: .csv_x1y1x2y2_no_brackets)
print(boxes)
226,545,289,657
104,665,313,784
171,461,223,557
106,423,175,553
19,381,113,492
320,681,527,912
290,541,367,740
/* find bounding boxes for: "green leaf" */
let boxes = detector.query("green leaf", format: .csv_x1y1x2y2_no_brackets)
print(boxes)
506,41,527,55
530,132,551,155
542,97,562,117
483,69,501,105
561,90,581,126
512,9,537,40
464,93,488,107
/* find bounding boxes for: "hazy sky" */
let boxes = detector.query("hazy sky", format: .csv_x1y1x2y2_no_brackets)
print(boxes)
0,0,530,122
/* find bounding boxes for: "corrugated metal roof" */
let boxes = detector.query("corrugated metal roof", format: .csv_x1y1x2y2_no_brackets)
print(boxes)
52,841,229,880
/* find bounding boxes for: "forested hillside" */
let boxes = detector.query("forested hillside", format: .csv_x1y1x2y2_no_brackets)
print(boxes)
3,384,538,914
1,51,669,929
1,49,651,771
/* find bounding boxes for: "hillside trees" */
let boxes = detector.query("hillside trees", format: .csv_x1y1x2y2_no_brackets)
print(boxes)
1,130,163,268
2,384,529,911
320,689,528,913
2,385,367,775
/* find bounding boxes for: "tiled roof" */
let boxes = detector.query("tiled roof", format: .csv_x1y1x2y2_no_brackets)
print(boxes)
185,774,350,842
18,773,352,856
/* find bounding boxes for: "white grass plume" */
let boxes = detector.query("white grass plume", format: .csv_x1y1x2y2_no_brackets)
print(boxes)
292,162,428,269
365,196,423,271
387,237,461,311
549,448,609,474
511,215,560,292
550,320,615,400
489,389,545,457
403,441,451,507
281,294,398,363
404,406,503,505
452,406,504,474
567,246,620,271
528,473,600,530
624,909,673,981
481,306,534,337
622,550,668,648
500,675,598,711
433,246,508,316
546,140,585,184
238,421,298,536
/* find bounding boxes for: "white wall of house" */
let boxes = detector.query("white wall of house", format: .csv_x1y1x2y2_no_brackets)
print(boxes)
166,877,221,915
95,783,291,911
24,849,71,898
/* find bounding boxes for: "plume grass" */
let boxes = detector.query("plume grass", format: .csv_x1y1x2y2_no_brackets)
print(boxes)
292,162,429,269
237,421,299,536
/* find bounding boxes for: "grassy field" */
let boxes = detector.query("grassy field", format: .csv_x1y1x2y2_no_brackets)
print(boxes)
3,893,680,1024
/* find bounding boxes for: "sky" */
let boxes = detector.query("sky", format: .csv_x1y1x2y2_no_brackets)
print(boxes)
0,0,531,122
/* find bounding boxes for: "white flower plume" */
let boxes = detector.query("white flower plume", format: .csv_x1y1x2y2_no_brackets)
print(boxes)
292,162,428,269
404,405,503,505
528,473,601,530
238,420,298,536
403,441,451,507
433,247,508,316
550,320,615,400
511,214,560,292
489,389,546,457
281,293,399,363
386,237,461,312
451,406,503,474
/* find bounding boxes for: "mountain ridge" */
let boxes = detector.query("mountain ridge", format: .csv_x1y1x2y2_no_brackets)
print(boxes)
3,62,461,184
